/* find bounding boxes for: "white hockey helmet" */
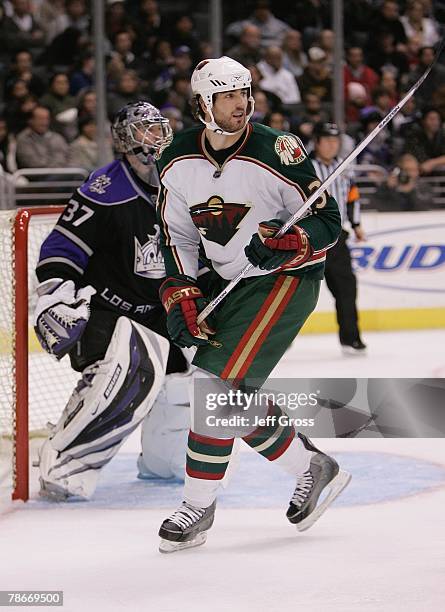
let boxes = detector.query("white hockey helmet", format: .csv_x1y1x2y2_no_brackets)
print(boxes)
191,56,255,135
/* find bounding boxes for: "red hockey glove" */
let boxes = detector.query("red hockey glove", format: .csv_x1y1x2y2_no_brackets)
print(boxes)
160,275,215,348
245,219,312,271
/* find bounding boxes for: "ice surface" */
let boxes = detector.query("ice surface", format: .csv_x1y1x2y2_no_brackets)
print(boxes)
1,331,445,611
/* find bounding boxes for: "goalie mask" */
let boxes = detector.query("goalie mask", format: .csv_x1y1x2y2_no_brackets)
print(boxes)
111,102,173,180
191,56,255,136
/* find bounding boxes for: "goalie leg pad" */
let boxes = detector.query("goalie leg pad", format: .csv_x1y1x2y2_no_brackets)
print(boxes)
39,317,169,499
138,368,193,480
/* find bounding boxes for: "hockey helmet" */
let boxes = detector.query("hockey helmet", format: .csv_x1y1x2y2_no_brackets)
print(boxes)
191,56,255,135
111,101,173,164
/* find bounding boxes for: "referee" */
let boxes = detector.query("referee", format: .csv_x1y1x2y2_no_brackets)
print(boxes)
311,122,367,354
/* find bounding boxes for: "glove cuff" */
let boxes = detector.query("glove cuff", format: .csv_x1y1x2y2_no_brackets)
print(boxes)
160,276,203,314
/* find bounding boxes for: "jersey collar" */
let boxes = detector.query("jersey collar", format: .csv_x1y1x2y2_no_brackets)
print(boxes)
199,123,253,174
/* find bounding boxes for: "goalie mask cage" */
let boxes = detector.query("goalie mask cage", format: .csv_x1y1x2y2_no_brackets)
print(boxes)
0,207,79,502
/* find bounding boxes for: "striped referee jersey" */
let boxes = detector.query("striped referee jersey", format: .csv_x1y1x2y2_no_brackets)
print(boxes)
310,154,361,229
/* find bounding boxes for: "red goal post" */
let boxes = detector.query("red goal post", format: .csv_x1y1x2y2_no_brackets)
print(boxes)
0,206,79,502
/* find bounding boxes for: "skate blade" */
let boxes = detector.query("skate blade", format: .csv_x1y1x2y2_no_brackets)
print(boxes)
296,470,351,533
159,532,207,554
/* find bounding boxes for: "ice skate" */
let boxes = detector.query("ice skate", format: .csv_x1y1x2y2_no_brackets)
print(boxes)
158,501,216,553
341,339,367,355
287,434,351,532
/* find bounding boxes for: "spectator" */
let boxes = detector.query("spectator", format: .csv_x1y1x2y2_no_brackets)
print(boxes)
77,88,96,120
263,111,290,131
142,39,174,83
0,0,45,57
5,77,30,103
380,71,399,106
226,0,290,49
150,46,193,105
160,106,184,133
35,0,69,45
251,90,271,123
68,114,112,172
37,25,84,70
367,32,410,80
317,29,335,71
105,0,136,44
166,74,193,119
107,70,141,119
405,32,423,71
4,49,46,99
372,153,435,211
107,30,145,86
344,0,375,47
292,0,331,47
70,52,95,96
134,0,165,54
39,73,76,119
168,15,200,63
281,29,307,79
247,64,263,92
5,93,38,135
371,87,394,118
345,81,368,126
406,47,445,108
257,46,301,105
392,94,418,140
227,24,262,67
400,0,440,47
343,47,379,116
0,117,17,173
369,1,407,52
294,92,329,144
404,107,445,175
16,105,69,168
432,84,445,121
60,0,90,37
357,108,392,168
297,46,332,102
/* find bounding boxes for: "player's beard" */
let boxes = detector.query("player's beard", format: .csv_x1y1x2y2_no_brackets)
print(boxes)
214,111,247,133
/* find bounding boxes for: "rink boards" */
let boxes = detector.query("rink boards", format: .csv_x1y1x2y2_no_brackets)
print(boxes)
304,210,445,333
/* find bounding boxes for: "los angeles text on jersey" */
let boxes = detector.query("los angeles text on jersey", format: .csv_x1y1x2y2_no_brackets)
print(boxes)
99,287,157,315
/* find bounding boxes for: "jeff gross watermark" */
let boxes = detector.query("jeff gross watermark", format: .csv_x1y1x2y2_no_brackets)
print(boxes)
192,378,445,439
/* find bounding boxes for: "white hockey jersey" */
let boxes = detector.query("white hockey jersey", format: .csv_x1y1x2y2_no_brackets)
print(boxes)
157,123,340,281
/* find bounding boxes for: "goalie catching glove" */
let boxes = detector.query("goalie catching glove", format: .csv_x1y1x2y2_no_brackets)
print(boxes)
160,275,215,348
245,219,312,271
34,278,96,359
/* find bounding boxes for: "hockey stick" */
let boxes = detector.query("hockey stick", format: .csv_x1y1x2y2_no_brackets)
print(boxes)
197,38,445,325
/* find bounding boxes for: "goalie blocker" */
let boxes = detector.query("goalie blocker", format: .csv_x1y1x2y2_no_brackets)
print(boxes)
38,317,169,499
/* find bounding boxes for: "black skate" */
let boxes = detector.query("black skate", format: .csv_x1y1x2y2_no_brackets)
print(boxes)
286,434,351,532
158,501,216,553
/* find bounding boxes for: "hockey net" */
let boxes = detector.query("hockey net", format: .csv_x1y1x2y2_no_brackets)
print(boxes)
0,207,79,503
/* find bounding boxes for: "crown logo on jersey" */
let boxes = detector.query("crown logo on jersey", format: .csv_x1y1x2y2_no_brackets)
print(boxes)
134,225,165,278
89,174,112,194
189,196,251,246
275,135,305,166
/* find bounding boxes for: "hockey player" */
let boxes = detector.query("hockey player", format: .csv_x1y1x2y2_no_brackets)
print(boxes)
156,57,351,552
34,102,191,500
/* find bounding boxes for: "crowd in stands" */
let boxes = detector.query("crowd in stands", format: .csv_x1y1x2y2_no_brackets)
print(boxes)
0,0,444,209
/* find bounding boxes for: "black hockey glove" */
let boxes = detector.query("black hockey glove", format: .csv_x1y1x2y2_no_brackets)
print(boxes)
245,219,312,271
160,275,216,348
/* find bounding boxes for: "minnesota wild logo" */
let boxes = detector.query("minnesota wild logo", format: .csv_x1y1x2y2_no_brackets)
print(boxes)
275,134,306,165
189,196,251,246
